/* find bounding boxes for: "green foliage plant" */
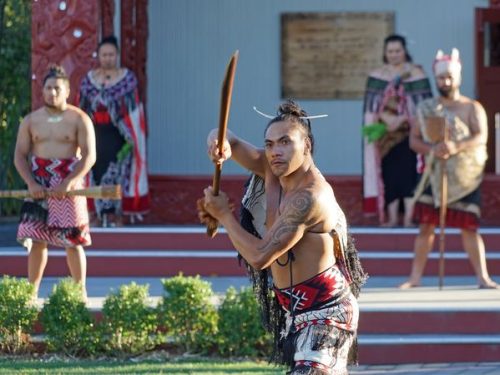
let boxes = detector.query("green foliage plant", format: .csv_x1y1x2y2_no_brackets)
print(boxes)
0,0,31,216
40,278,98,356
217,287,271,358
158,274,218,353
100,282,159,356
0,276,38,353
362,122,387,143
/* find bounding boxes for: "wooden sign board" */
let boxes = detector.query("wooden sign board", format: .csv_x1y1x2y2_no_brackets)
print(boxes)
281,12,394,99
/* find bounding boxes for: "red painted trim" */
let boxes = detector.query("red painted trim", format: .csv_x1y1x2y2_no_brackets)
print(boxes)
2,256,498,277
90,232,235,250
86,231,500,251
359,343,500,365
143,174,500,226
359,311,500,334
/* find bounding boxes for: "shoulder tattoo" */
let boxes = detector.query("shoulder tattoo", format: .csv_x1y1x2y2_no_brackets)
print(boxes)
257,190,314,251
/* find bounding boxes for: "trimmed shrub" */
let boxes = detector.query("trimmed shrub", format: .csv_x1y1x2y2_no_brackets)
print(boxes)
217,287,271,357
100,282,159,356
158,274,218,353
0,276,38,353
40,278,98,356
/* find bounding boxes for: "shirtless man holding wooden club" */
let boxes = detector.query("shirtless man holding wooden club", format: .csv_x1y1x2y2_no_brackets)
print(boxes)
14,65,96,300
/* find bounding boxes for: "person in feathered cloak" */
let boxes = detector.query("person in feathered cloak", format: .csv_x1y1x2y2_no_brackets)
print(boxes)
362,34,432,226
78,35,149,226
399,48,498,290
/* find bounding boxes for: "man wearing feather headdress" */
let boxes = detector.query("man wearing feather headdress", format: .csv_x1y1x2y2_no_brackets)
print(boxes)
400,48,498,289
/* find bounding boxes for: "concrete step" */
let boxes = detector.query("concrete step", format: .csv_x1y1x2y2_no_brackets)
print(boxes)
4,225,500,251
85,227,500,251
358,335,500,364
359,285,500,335
2,225,500,278
2,246,500,277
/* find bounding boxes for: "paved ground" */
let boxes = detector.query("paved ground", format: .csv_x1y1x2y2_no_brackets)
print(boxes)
34,274,500,301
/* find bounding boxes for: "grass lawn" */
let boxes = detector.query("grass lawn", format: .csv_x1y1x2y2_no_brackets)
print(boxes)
0,357,285,374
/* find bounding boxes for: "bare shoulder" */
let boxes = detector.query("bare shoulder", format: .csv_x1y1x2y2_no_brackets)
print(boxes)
295,179,332,219
19,111,35,131
66,104,92,124
287,186,316,213
24,107,45,127
317,179,336,210
469,98,487,124
409,64,427,79
306,178,337,228
459,96,484,113
470,98,486,112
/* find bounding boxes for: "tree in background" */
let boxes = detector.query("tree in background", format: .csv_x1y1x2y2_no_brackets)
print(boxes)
0,0,31,216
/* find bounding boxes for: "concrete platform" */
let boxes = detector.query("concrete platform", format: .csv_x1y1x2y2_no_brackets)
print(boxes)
32,275,500,306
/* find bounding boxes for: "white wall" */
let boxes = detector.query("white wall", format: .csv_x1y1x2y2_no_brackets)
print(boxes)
147,0,489,175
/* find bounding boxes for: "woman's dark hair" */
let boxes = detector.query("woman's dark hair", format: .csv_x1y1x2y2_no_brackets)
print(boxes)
98,35,119,52
265,100,315,155
383,34,412,63
42,64,69,86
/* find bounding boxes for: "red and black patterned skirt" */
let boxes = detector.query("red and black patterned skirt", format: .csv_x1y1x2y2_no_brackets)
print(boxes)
413,186,481,231
17,156,91,249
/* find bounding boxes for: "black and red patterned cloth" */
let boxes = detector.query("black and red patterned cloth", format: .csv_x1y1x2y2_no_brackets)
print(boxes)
17,156,91,250
362,75,433,222
78,69,150,218
274,265,358,373
413,186,481,231
274,265,352,315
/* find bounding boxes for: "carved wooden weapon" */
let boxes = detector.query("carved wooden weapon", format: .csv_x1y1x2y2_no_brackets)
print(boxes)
0,185,122,200
438,119,449,290
206,50,239,238
425,115,448,289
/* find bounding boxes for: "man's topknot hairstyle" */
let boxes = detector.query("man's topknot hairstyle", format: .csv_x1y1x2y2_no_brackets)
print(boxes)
265,99,315,154
42,64,69,86
98,35,120,52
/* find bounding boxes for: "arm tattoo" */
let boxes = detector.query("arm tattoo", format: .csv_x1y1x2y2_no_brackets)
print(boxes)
258,190,314,251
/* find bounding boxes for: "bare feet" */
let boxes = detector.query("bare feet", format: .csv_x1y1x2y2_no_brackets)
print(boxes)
399,281,420,289
479,280,499,289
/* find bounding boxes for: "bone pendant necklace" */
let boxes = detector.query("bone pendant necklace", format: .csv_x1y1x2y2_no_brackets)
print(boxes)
47,114,63,123
45,107,65,123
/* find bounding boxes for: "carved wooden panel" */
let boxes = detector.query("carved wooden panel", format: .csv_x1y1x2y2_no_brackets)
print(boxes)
101,0,115,37
491,0,500,8
281,12,394,99
31,0,99,109
120,0,148,105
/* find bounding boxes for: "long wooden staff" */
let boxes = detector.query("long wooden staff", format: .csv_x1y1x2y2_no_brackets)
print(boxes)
0,185,122,200
438,120,449,290
206,50,239,238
